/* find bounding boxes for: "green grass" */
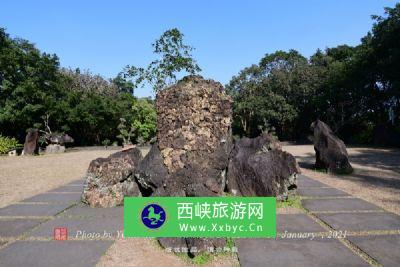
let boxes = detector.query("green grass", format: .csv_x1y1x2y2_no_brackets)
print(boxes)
225,237,234,249
276,194,303,210
169,238,237,265
314,168,328,173
192,253,213,265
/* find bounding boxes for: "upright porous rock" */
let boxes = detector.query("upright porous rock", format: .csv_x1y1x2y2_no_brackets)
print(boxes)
136,76,232,254
156,75,233,197
226,133,300,200
82,148,143,207
311,119,353,174
22,129,39,155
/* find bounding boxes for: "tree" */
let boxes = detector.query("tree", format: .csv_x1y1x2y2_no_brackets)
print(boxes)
0,28,144,145
123,28,201,92
227,50,309,139
130,98,156,142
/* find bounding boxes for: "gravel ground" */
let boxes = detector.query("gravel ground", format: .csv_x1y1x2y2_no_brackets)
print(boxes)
97,238,239,267
0,149,115,208
283,145,400,215
1,144,398,266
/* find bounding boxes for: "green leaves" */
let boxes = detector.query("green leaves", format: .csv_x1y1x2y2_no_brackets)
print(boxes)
0,135,22,154
123,28,201,92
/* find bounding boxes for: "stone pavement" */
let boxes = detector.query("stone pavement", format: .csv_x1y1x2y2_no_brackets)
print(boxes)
1,175,399,266
236,174,400,267
0,179,120,267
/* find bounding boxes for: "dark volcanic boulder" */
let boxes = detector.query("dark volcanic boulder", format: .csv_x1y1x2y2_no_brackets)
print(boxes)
155,75,233,197
135,76,232,254
134,144,168,196
22,129,39,155
82,148,143,207
311,119,353,174
226,133,299,200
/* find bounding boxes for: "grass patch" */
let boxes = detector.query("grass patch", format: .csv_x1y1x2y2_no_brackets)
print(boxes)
192,253,213,265
167,238,237,265
276,194,303,210
226,237,234,249
314,168,328,173
176,252,214,266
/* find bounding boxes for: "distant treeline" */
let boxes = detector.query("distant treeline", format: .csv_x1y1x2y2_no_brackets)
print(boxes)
227,4,400,146
1,4,399,147
0,28,156,145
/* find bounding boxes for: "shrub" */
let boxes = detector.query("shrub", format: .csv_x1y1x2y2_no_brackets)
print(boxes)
0,135,22,154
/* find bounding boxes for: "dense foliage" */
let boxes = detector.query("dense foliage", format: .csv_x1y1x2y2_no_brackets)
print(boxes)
0,135,22,154
227,4,400,145
0,28,155,145
1,4,399,147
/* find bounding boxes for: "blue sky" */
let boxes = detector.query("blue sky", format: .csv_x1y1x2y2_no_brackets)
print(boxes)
1,0,397,97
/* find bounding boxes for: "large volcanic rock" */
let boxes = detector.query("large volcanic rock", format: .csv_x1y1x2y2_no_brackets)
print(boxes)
135,76,232,254
311,120,353,174
82,148,143,207
22,129,39,155
155,75,233,197
226,133,299,200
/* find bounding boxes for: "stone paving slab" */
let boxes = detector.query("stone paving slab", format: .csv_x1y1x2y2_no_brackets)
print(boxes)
302,198,382,212
0,240,113,267
298,187,349,197
297,175,327,188
0,203,71,217
0,219,46,237
22,193,82,204
235,238,369,267
347,235,400,267
277,214,326,233
59,205,123,218
316,212,400,231
48,186,83,193
28,216,123,238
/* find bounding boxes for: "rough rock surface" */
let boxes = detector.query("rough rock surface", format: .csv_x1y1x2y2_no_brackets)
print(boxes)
22,129,39,155
134,76,232,254
155,75,233,197
134,144,167,196
226,133,299,200
45,133,74,145
82,148,143,207
311,119,353,174
45,144,65,154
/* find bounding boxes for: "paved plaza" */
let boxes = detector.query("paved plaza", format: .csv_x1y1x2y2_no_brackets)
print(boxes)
0,175,399,266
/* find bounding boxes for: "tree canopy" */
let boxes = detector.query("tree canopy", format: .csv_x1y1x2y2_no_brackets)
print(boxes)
0,28,155,145
122,28,201,92
228,4,400,145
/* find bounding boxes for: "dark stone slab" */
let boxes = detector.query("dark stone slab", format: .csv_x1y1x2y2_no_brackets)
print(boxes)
302,198,381,212
297,175,327,188
48,186,83,193
235,238,368,267
22,193,82,204
298,187,349,197
0,240,113,267
348,235,400,267
0,219,46,237
29,216,123,239
277,214,326,233
316,212,400,231
0,204,71,217
59,205,123,218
